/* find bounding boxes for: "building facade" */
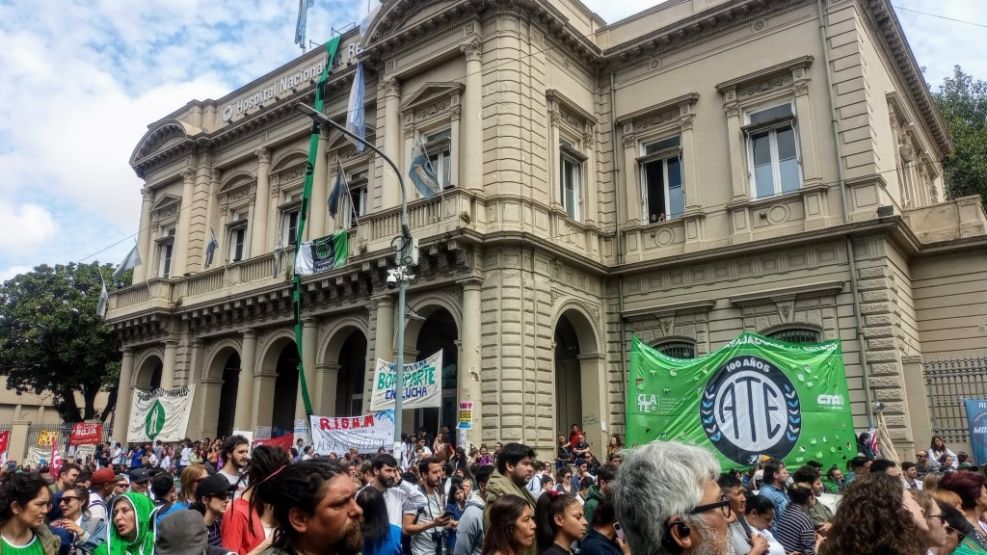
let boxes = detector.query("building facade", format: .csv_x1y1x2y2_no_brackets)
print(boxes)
107,0,987,456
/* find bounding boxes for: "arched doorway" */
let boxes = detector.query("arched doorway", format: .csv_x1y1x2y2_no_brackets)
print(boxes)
553,307,606,452
135,355,163,391
414,308,458,444
215,353,241,438
555,315,583,440
272,343,299,437
335,331,367,417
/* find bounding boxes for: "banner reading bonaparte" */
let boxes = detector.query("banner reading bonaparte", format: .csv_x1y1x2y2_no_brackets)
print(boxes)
370,351,442,411
309,411,395,455
627,332,857,471
127,385,196,444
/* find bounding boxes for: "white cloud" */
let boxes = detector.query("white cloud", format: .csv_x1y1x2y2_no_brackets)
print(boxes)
0,265,35,283
0,201,58,255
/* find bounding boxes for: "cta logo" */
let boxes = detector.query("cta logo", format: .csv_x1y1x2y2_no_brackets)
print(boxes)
817,394,845,407
636,393,658,414
701,356,801,465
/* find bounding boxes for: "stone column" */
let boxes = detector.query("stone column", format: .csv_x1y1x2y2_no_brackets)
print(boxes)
116,349,135,442
579,353,607,454
459,281,483,445
173,165,196,276
722,93,748,201
680,110,701,211
583,125,597,226
792,70,821,187
621,134,641,226
317,363,340,417
235,330,256,431
309,133,330,240
251,148,271,256
297,318,319,419
374,297,395,361
382,79,402,209
461,37,483,191
133,191,154,283
162,339,178,389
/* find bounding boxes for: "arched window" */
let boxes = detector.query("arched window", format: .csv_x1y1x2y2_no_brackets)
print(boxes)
654,340,696,359
768,327,822,344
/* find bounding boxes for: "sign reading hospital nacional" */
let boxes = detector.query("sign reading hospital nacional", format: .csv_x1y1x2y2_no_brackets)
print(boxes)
221,57,328,122
370,351,443,411
220,41,365,123
627,332,857,472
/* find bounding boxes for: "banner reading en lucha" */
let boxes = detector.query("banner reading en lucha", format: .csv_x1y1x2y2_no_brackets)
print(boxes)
627,332,857,471
370,351,443,411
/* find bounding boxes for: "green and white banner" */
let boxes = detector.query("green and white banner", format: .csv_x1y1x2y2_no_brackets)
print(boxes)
295,231,348,276
370,351,443,411
127,385,196,443
627,332,856,471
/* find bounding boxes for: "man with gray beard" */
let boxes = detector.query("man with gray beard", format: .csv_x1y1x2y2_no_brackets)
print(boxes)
611,440,735,555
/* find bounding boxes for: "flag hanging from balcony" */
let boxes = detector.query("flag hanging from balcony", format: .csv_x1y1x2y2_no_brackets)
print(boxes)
112,243,141,281
295,230,349,276
328,166,346,218
96,278,109,318
409,132,440,198
204,227,219,267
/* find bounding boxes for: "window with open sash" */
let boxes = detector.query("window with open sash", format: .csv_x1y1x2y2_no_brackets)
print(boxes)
157,227,175,278
347,170,369,228
639,136,684,223
425,129,452,189
560,140,585,221
746,102,802,198
228,224,247,263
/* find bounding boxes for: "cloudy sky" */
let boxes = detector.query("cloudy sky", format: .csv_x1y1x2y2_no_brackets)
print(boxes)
0,0,983,282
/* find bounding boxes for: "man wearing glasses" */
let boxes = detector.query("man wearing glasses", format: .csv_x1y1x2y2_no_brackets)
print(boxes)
611,440,734,554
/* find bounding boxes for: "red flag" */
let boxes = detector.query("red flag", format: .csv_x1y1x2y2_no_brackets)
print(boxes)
0,430,9,466
50,436,62,477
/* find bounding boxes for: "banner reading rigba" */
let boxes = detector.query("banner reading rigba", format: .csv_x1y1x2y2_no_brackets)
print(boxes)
627,332,857,471
309,411,395,455
370,351,443,411
127,385,196,444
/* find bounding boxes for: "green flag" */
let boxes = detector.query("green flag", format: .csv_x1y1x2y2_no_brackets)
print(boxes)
294,230,348,275
627,331,857,472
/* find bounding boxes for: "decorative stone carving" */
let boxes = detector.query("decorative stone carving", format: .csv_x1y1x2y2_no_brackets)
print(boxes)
383,78,400,98
460,36,482,61
255,148,270,164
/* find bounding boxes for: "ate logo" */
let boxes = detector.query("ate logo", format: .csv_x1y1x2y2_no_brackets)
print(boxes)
701,356,801,465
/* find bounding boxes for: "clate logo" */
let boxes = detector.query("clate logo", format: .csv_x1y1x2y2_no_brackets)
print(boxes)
701,356,801,465
637,393,658,413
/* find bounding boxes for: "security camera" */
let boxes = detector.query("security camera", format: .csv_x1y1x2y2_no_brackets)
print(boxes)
386,269,398,289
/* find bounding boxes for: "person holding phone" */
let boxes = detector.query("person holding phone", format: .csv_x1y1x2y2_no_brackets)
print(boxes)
580,491,630,555
406,457,455,555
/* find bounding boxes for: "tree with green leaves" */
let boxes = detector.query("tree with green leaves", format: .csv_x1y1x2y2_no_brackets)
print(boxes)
0,263,121,423
932,66,987,204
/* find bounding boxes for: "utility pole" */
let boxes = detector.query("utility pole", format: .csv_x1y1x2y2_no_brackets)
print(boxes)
294,103,414,458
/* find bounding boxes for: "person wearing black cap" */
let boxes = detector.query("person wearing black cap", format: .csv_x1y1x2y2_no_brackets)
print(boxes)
128,469,150,497
193,474,235,548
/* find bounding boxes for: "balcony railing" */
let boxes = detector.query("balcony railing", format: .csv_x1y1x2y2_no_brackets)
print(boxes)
106,188,483,318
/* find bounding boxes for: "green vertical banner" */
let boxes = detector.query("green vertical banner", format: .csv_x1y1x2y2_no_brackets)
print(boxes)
627,332,857,471
293,36,342,418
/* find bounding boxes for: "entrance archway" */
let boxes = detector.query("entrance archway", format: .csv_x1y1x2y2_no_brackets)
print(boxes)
271,343,299,437
215,353,241,438
555,315,583,441
553,307,606,453
135,354,163,390
414,308,458,444
335,331,368,417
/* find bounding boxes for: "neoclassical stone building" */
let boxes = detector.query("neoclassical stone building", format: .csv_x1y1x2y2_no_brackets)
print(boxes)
107,0,987,456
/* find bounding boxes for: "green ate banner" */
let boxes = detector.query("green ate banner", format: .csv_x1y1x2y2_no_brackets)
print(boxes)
627,332,857,471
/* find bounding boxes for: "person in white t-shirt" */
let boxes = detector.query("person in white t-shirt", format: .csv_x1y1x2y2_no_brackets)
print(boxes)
743,494,788,555
218,435,250,498
178,440,192,470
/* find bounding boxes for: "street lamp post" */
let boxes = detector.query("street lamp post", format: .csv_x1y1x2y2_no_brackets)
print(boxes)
294,103,414,458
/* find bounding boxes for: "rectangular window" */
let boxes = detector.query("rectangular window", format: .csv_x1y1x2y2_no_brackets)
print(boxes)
560,140,584,221
425,129,452,189
745,102,802,198
639,136,684,223
347,171,369,228
276,209,299,246
157,227,175,278
229,226,246,262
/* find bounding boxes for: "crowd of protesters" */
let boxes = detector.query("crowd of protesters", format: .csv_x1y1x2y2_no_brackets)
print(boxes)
1,425,985,555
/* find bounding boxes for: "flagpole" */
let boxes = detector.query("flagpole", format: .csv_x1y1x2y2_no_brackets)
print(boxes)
295,102,413,458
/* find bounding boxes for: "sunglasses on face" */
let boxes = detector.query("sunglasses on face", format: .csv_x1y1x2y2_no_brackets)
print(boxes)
59,497,80,504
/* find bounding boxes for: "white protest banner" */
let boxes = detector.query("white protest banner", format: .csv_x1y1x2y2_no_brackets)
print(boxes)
309,410,395,455
127,385,196,443
370,351,443,411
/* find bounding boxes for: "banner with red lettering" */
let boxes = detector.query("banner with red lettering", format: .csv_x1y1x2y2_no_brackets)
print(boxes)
309,410,395,455
69,423,103,446
0,430,9,465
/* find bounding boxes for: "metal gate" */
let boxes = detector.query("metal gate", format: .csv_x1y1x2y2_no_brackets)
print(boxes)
925,356,987,445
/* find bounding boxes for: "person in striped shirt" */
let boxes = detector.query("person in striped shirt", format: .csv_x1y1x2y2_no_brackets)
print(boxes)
773,484,818,555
